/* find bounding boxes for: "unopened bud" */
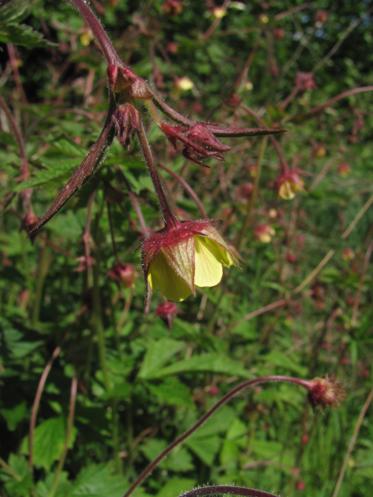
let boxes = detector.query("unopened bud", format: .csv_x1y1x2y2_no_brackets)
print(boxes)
156,301,178,328
338,162,351,177
108,263,136,288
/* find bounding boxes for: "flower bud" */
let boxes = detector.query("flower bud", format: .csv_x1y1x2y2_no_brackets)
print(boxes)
236,182,254,202
112,103,140,146
341,247,354,261
315,10,328,24
273,27,285,40
156,301,178,328
295,72,316,91
338,162,351,177
142,219,237,301
162,0,183,15
108,263,136,288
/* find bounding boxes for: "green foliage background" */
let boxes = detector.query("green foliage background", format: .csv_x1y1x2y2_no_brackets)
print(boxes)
0,1,372,497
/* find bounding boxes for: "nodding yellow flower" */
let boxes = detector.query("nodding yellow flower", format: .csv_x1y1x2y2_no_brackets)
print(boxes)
213,7,227,19
276,169,304,200
175,76,194,92
142,220,237,301
254,224,275,243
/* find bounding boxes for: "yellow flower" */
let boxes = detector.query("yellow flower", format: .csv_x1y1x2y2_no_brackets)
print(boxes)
213,7,227,19
276,169,304,200
254,224,275,243
143,220,237,301
175,76,194,92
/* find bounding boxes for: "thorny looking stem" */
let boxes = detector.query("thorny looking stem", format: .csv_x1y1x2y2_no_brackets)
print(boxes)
287,85,373,123
128,192,150,237
29,347,61,470
0,96,32,214
121,375,313,497
180,485,278,497
159,163,208,218
70,0,121,66
137,120,178,228
235,137,267,249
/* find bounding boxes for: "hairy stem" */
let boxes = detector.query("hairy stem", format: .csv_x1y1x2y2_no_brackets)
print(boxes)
29,347,61,469
137,119,178,227
180,485,279,497
235,137,267,249
121,375,312,497
70,0,121,65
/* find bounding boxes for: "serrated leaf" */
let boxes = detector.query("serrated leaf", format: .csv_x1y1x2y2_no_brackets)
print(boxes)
147,377,193,407
146,353,250,379
21,417,75,470
185,434,221,466
70,464,127,497
138,338,185,379
155,478,195,497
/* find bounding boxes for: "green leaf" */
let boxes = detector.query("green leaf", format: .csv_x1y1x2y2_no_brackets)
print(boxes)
21,417,75,470
70,464,127,497
147,353,250,379
147,378,194,407
155,478,195,497
138,338,185,379
185,435,221,466
0,401,27,431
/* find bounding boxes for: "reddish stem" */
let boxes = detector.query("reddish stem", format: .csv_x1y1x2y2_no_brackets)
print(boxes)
288,85,373,122
181,485,278,497
121,375,312,497
70,0,121,66
137,119,178,228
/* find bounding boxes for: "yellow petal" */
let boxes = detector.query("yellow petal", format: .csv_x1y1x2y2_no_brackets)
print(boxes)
198,226,237,266
200,236,234,267
194,236,223,288
279,181,295,200
148,251,192,301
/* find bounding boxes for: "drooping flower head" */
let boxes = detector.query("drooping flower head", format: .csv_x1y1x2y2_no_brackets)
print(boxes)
275,169,304,200
142,220,237,301
254,223,275,243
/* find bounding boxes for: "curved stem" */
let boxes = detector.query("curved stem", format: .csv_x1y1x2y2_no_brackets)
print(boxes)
180,485,279,497
137,119,178,227
70,0,121,66
287,85,373,123
159,163,208,218
29,347,61,469
121,375,311,497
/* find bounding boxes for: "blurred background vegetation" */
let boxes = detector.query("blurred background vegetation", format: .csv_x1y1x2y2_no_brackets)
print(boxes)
0,1,372,497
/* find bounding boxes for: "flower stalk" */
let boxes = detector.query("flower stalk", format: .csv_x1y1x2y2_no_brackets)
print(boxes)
121,375,342,497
